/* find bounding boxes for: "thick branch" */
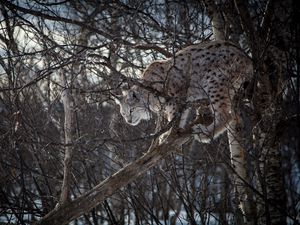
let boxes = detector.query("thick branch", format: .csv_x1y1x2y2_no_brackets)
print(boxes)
35,130,187,225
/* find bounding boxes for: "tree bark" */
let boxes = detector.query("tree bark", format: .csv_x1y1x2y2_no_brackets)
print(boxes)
227,117,256,225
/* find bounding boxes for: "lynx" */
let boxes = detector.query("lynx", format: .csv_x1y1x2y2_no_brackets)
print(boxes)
115,40,253,143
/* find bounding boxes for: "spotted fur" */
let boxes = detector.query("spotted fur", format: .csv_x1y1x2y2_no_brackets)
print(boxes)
116,40,253,142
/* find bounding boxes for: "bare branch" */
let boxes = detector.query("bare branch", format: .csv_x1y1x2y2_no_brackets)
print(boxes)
133,44,172,57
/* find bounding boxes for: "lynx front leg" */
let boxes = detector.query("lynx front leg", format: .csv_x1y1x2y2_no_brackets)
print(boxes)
179,107,195,129
179,99,212,130
160,107,191,144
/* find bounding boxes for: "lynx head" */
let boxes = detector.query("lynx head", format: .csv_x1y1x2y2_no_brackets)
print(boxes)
114,85,151,126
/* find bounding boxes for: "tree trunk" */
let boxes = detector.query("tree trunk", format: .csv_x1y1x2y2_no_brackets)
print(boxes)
58,72,75,205
58,25,90,205
228,117,256,225
204,0,256,223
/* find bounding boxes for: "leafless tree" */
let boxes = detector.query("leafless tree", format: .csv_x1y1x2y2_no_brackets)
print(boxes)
0,1,299,225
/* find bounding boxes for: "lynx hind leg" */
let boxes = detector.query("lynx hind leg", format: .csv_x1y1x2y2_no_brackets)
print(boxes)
194,103,233,143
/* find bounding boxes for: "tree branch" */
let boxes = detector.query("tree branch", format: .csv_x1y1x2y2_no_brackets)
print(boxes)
234,0,258,57
259,0,275,39
133,44,172,57
34,126,188,225
2,0,173,58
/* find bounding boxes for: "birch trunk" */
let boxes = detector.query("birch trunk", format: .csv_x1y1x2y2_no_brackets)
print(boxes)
203,0,256,223
59,73,75,204
58,26,90,205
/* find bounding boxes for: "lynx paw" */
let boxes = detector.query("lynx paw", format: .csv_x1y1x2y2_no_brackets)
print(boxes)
159,129,171,144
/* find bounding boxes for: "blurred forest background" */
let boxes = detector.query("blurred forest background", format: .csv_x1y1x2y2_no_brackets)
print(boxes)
0,0,299,225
